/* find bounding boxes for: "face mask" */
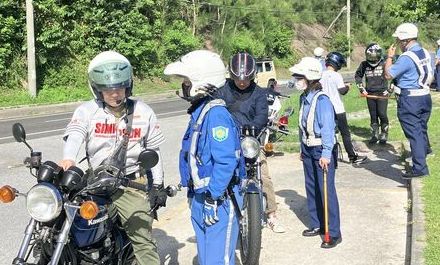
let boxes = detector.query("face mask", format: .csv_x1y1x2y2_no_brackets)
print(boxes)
295,79,307,91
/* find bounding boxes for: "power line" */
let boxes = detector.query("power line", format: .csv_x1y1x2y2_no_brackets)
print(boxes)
198,2,347,15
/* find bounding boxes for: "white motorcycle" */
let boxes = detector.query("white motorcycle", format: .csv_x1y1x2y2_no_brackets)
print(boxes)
263,81,293,156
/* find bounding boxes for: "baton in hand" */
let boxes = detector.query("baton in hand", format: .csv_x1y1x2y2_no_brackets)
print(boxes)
322,168,331,245
360,94,395,100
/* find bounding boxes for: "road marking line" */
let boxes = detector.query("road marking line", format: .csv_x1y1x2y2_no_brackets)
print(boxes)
0,128,65,140
45,118,71,122
157,110,187,117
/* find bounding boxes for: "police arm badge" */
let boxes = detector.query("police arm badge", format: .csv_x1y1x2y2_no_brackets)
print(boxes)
212,126,229,142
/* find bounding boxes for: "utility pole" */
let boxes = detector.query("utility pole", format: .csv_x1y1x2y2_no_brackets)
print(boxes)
26,0,37,97
346,0,351,70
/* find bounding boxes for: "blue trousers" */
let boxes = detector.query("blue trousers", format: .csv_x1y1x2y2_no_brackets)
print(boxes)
301,144,341,238
397,94,432,175
190,188,241,265
436,65,440,91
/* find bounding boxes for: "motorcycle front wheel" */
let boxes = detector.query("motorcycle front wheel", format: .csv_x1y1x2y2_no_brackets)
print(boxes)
239,193,262,265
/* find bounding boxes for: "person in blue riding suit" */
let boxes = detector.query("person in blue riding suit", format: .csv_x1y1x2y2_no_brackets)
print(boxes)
385,23,434,179
164,50,245,265
290,57,342,248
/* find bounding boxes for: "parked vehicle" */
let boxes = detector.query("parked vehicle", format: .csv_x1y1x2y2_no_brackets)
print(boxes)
0,123,177,265
255,58,277,87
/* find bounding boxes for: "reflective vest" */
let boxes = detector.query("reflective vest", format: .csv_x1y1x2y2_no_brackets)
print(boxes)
179,99,245,193
402,48,434,89
298,91,326,146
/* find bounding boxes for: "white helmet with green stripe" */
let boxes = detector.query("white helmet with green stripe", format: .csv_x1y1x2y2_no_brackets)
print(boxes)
88,51,133,101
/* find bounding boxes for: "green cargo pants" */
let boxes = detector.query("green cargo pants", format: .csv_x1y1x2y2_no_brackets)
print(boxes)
111,188,160,265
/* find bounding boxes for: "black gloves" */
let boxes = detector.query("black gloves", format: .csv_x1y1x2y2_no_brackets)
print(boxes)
149,184,168,209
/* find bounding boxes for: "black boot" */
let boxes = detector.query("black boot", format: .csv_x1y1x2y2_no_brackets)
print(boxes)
379,124,389,144
369,123,379,144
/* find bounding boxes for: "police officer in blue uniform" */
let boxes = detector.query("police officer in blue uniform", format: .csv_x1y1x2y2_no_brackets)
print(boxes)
164,50,245,265
435,39,440,91
385,23,434,179
290,57,342,248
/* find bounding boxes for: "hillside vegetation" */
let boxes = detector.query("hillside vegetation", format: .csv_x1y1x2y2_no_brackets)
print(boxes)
1,0,439,99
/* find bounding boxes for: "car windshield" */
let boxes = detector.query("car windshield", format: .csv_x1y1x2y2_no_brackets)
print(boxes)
256,63,263,73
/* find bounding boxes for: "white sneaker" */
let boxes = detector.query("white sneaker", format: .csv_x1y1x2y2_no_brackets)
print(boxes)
267,217,286,233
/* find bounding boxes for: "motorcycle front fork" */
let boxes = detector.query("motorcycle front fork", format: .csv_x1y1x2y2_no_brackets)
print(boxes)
12,218,37,265
48,204,77,265
256,158,266,225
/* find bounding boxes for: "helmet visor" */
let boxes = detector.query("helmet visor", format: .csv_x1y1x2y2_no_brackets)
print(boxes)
366,52,381,63
89,62,132,91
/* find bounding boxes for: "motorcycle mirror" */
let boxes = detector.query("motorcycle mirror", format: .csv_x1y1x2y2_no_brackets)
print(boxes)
12,123,33,152
285,107,294,116
12,123,26,143
138,149,159,170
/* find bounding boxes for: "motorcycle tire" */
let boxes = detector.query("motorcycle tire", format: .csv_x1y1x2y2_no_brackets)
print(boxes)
239,193,262,265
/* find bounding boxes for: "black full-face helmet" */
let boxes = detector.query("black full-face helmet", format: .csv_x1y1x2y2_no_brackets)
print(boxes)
325,51,346,71
229,52,256,82
88,51,133,102
365,43,383,66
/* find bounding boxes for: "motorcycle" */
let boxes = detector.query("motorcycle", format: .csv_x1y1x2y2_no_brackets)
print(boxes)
264,84,294,156
0,123,177,265
236,126,265,265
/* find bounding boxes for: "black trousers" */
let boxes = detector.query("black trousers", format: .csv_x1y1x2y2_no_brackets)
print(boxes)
336,113,356,159
366,96,388,128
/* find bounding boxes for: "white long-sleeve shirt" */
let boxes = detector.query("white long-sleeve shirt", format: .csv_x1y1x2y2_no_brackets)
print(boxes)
63,99,165,185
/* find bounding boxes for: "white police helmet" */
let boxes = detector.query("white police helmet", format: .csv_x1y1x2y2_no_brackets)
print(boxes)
313,47,324,57
164,50,226,98
88,51,133,101
392,23,418,40
289,57,323,81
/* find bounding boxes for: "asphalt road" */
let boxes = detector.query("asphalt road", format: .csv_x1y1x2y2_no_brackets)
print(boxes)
0,71,358,144
0,98,190,144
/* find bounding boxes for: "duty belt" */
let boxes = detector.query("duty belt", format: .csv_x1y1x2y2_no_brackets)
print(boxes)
394,86,430,97
302,137,322,147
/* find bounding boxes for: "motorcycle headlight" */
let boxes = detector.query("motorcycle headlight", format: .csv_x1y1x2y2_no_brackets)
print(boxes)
241,137,260,159
26,183,62,222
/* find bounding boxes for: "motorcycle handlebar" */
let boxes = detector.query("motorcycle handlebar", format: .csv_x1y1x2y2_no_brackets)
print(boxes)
121,181,180,197
267,126,290,135
122,180,148,192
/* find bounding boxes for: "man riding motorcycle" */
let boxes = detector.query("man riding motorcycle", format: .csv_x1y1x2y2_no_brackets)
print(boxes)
59,51,166,265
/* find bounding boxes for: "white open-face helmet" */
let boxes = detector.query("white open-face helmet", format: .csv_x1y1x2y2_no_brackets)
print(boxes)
164,50,226,98
392,23,418,40
88,51,133,101
313,47,324,57
289,57,323,81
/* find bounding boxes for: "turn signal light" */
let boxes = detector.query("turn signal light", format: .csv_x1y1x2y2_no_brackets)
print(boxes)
0,185,16,203
80,201,99,220
264,143,274,153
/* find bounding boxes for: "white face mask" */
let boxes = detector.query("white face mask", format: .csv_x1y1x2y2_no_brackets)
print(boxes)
295,79,307,91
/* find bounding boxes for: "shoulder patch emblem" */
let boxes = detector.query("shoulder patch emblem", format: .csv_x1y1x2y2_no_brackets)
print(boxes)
212,126,229,142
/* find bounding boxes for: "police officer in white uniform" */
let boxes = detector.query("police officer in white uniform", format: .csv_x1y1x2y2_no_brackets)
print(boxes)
385,23,433,179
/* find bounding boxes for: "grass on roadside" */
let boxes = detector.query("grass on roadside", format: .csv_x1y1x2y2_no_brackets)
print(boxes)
0,77,180,108
276,85,440,264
